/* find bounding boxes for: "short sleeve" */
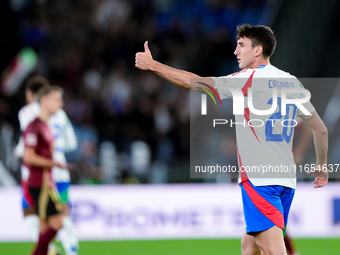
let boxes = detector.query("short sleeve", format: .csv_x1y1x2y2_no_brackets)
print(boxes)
297,100,315,116
296,81,315,116
214,76,247,100
24,125,39,149
212,76,230,100
212,69,255,100
19,103,40,132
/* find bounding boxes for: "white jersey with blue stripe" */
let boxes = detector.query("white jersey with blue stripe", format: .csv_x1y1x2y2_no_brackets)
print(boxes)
15,101,77,182
213,65,315,188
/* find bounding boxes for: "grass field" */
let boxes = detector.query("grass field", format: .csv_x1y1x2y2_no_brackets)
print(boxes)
1,238,339,255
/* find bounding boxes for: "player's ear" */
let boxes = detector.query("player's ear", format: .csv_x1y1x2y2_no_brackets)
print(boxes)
254,45,263,57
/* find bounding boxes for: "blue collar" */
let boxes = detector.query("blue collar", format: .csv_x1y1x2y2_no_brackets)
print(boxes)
257,65,266,69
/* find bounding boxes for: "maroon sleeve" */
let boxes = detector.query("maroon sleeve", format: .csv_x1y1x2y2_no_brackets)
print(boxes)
24,122,39,150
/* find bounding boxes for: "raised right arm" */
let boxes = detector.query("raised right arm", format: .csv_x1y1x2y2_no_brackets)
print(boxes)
135,41,214,90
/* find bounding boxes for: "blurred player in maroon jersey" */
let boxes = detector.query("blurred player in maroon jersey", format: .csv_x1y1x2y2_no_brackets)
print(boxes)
16,76,78,255
23,86,69,255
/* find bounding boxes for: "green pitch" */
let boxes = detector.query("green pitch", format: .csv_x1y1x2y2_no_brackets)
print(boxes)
0,238,339,255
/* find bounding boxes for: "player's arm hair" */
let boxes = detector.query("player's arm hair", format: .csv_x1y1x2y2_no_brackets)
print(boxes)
150,61,212,90
300,111,328,164
24,147,64,169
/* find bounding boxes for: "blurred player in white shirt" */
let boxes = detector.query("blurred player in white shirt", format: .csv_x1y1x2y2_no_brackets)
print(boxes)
15,76,79,255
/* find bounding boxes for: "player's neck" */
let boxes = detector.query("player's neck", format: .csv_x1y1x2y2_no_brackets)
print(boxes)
38,109,51,123
249,58,270,69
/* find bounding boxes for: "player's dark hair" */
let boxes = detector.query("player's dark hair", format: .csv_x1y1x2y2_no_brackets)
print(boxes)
236,24,276,58
25,76,49,95
36,85,64,102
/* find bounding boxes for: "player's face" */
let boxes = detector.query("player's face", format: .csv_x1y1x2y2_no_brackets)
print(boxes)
46,90,63,114
234,37,257,69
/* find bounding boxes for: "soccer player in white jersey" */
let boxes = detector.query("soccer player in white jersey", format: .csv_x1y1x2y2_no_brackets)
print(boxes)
15,76,79,255
135,24,328,255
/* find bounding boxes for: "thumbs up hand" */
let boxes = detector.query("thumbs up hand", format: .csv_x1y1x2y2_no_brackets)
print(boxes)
135,41,154,71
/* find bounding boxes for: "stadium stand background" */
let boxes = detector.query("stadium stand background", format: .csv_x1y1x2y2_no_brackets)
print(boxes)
0,0,339,185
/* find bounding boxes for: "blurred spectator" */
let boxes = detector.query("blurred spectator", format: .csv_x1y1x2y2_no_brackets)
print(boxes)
2,0,272,184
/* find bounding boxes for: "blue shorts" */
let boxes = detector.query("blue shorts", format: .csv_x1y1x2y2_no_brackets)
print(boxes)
240,180,295,235
22,189,32,210
22,181,71,209
22,181,34,210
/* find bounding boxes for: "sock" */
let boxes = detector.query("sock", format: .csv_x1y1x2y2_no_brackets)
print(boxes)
24,215,40,242
32,227,57,255
57,216,79,255
25,215,58,253
48,242,59,253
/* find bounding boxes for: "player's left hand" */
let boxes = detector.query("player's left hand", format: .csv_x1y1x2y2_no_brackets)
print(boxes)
65,163,74,171
135,41,154,71
307,163,328,188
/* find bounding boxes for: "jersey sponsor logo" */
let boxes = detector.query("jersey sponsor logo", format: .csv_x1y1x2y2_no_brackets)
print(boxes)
268,79,295,89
